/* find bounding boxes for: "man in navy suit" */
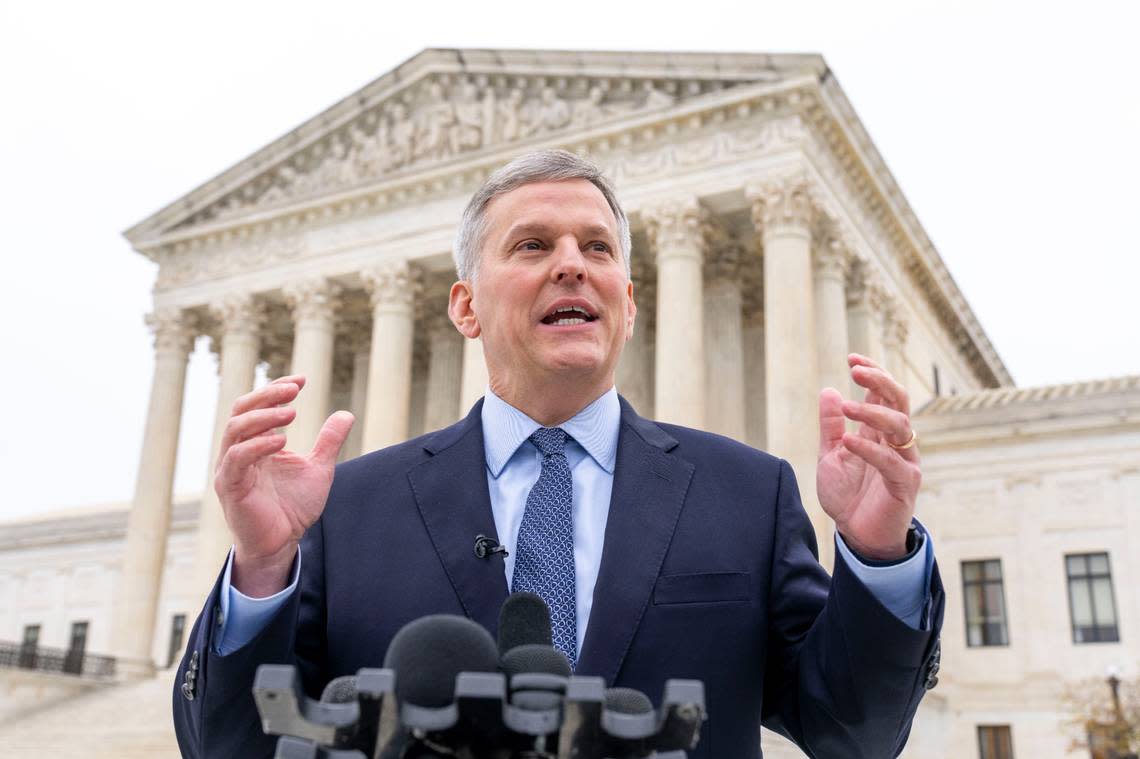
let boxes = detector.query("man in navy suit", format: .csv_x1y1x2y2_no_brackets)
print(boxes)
173,150,943,758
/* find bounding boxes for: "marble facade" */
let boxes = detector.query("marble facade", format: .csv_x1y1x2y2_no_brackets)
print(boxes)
2,49,1133,759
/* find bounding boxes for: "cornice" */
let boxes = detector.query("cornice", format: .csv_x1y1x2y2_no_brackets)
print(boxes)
0,500,201,552
812,71,1012,388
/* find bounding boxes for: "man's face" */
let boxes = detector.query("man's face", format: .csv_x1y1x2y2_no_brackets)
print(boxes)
453,179,636,394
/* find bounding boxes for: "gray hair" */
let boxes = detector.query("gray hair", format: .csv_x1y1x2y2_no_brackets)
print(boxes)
452,149,632,282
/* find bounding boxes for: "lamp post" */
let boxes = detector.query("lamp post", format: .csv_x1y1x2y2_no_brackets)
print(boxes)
1105,667,1136,759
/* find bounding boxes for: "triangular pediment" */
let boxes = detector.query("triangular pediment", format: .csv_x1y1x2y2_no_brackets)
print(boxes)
125,48,825,243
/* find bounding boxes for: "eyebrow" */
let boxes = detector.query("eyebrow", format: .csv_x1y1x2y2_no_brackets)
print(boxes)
502,221,616,244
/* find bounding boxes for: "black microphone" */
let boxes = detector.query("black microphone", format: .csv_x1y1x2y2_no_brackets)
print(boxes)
320,675,357,704
377,614,501,758
497,591,554,655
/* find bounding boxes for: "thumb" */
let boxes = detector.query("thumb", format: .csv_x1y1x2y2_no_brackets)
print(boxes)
819,388,846,458
310,411,355,466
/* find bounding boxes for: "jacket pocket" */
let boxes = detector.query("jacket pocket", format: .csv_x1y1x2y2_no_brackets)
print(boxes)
652,571,750,605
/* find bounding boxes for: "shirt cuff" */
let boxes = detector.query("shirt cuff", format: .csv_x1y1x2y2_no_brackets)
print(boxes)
215,546,301,655
835,521,933,630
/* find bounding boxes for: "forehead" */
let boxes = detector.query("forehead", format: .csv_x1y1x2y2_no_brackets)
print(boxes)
483,179,617,237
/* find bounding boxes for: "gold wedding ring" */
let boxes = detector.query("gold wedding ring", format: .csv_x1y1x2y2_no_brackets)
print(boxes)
888,429,918,450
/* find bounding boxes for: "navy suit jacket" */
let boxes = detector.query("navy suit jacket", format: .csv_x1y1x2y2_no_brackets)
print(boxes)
173,397,944,758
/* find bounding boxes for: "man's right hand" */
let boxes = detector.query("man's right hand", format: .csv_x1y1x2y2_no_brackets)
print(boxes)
214,374,354,598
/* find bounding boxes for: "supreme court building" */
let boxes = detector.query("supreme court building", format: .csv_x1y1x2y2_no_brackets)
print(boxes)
1,49,1137,759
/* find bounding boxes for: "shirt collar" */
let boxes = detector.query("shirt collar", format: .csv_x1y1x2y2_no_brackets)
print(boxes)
481,386,620,477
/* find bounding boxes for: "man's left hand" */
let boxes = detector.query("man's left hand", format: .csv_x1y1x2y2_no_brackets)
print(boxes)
817,353,922,561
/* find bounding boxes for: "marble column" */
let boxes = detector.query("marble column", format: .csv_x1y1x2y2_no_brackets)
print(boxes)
882,300,910,385
283,277,340,453
742,307,767,450
615,252,655,415
644,197,707,428
814,234,853,399
113,308,196,677
361,261,418,451
423,313,464,432
846,262,886,401
193,295,264,595
703,234,746,440
346,339,370,458
459,337,488,415
749,175,829,568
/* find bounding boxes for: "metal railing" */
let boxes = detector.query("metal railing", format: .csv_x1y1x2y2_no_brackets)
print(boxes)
0,640,116,680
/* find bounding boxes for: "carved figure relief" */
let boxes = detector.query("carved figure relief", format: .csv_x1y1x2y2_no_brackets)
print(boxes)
185,74,724,226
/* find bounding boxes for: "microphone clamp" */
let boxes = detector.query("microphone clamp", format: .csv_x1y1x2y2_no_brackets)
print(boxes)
473,535,509,560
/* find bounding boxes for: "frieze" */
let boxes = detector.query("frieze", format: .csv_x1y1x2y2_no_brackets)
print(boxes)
179,74,728,229
151,116,810,292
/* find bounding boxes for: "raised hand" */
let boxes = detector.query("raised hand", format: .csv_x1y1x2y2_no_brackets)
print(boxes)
816,354,922,561
214,374,354,596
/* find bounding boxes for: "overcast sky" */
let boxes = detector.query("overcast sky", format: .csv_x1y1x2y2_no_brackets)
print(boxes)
0,0,1136,521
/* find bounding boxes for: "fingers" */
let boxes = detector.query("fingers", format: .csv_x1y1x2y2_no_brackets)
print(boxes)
841,399,915,452
231,375,306,417
310,411,355,466
818,388,846,456
841,433,921,490
851,363,911,416
218,406,297,466
215,433,288,492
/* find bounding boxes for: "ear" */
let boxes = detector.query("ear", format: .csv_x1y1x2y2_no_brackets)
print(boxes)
448,280,481,339
624,279,637,340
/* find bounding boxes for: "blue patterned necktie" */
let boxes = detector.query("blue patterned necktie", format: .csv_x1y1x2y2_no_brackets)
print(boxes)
511,427,578,668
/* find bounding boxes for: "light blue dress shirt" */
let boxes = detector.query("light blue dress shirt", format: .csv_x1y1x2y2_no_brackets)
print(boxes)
216,387,933,654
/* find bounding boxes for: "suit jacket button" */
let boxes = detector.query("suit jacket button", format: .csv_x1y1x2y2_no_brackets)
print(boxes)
181,681,195,701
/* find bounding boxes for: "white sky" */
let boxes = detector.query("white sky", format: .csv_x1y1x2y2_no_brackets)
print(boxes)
0,0,1136,521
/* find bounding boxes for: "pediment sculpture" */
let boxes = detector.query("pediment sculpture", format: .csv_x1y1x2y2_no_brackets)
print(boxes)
188,75,713,227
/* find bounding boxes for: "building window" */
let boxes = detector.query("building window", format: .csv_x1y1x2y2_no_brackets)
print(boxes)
977,725,1014,759
64,621,88,675
962,559,1009,646
1066,553,1120,643
19,624,40,669
167,614,187,668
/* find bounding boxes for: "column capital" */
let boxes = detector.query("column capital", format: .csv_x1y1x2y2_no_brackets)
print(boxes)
702,217,744,287
424,309,458,340
747,173,823,232
362,260,421,310
284,277,342,323
145,308,196,357
208,293,265,337
882,298,910,348
846,260,887,313
642,196,709,261
813,231,854,283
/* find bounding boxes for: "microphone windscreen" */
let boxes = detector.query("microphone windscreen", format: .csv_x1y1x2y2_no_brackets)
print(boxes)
319,675,358,704
604,687,653,715
498,592,553,655
500,644,571,680
383,614,499,708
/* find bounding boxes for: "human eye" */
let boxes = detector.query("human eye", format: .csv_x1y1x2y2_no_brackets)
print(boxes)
515,239,544,251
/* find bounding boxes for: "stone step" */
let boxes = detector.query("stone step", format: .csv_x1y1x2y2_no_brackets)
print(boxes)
0,669,180,758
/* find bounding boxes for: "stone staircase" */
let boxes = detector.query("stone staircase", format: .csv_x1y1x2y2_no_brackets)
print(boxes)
0,668,180,758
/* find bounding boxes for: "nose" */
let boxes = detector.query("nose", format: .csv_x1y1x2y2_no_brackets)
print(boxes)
550,237,586,283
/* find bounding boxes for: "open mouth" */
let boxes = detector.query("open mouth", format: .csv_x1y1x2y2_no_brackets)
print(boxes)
540,305,597,326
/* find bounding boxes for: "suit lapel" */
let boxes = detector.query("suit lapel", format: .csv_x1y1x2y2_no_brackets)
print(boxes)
407,401,510,635
577,399,694,684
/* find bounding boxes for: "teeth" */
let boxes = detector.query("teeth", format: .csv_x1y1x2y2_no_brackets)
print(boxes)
552,318,586,326
553,306,590,317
